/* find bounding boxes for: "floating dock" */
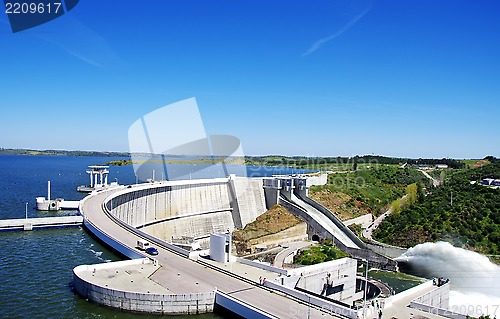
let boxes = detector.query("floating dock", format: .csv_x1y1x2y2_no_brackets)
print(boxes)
0,216,83,231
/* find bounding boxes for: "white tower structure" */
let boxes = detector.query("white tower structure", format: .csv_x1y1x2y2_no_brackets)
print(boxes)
87,165,110,188
77,165,116,193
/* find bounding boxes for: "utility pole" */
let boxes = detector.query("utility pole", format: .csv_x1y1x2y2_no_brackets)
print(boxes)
363,259,368,319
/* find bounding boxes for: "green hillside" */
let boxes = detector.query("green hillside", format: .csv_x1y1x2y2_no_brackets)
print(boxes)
373,162,500,258
310,165,431,220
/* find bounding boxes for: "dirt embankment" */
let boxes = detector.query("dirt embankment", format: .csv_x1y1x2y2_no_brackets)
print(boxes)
309,188,371,221
232,205,304,255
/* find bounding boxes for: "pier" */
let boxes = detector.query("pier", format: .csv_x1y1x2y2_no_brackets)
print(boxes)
0,216,83,231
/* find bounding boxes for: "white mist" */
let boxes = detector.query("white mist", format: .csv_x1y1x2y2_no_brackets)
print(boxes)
397,241,500,318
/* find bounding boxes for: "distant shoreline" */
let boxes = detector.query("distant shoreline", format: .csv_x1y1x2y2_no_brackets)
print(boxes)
0,148,130,157
0,148,485,167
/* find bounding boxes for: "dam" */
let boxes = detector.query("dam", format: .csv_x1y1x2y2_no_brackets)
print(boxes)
75,174,347,317
73,173,426,318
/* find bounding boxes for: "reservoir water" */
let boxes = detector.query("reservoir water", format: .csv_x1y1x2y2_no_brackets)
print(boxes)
0,155,311,319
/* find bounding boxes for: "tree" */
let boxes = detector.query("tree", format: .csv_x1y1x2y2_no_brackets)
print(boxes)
406,183,418,205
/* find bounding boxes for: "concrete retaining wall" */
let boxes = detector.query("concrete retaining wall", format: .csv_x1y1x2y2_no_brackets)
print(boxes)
408,283,466,319
215,290,278,319
73,259,215,314
385,280,433,309
285,258,358,305
365,241,407,259
412,282,449,308
83,218,144,260
409,301,467,319
263,281,358,319
237,258,288,275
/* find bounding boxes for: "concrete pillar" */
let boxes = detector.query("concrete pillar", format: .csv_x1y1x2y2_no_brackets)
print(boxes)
295,178,309,198
280,178,293,201
227,175,242,229
90,172,93,187
264,188,279,209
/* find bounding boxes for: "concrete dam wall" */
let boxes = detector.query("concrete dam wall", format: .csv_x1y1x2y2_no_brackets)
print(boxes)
105,176,267,245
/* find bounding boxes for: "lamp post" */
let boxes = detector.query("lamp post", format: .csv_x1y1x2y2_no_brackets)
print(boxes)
25,202,28,219
363,259,368,319
307,293,311,319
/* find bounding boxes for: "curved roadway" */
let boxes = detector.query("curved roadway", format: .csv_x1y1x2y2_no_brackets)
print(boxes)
81,188,333,318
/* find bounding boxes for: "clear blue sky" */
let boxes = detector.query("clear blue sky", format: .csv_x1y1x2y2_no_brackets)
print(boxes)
1,0,499,158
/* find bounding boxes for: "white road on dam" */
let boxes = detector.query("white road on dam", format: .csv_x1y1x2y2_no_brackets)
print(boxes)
81,189,335,318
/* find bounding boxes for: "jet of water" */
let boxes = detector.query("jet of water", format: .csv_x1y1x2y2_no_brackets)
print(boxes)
396,241,500,317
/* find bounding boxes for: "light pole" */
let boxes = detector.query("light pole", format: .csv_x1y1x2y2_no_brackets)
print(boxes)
25,202,28,219
363,259,368,319
307,294,311,319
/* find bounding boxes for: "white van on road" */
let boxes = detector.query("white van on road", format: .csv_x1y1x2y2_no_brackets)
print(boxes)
136,239,150,250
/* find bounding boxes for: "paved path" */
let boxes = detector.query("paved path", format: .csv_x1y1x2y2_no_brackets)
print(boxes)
419,169,441,187
362,209,391,241
362,195,407,241
343,214,373,228
81,189,335,318
273,241,314,267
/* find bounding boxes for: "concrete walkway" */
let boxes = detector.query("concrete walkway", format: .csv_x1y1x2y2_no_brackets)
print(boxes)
362,195,407,241
0,216,83,231
273,241,314,267
343,214,373,229
362,209,391,241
